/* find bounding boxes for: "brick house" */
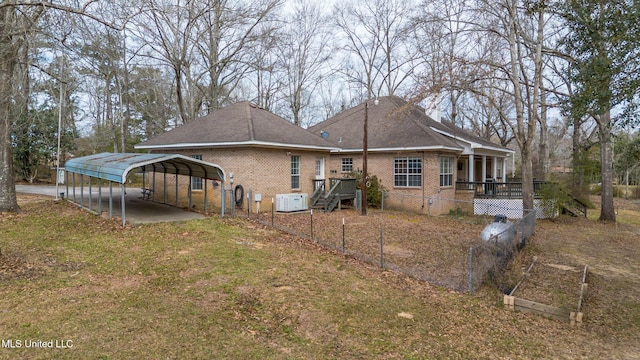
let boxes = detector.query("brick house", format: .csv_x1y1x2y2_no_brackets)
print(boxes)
308,96,513,214
136,96,513,215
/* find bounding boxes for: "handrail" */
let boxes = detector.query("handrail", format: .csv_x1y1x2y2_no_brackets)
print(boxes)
567,195,588,217
311,178,358,212
455,180,548,199
310,180,325,207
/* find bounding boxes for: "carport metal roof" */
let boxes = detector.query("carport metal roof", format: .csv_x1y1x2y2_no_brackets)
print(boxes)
64,152,226,184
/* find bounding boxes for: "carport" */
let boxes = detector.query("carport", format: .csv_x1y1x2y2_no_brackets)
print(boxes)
64,152,226,227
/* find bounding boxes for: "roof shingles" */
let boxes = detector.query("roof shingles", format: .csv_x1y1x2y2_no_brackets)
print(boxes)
138,102,333,149
308,96,462,151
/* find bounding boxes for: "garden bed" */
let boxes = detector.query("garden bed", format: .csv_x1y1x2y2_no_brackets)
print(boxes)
504,256,588,325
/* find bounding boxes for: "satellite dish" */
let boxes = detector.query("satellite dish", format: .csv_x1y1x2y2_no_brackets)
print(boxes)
320,131,330,139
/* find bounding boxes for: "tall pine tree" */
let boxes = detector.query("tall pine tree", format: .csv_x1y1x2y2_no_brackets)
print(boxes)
559,0,640,221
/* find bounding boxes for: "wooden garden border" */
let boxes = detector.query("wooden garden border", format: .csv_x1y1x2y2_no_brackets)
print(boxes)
503,257,588,326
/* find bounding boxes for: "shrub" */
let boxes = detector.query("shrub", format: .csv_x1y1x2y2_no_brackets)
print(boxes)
348,172,387,208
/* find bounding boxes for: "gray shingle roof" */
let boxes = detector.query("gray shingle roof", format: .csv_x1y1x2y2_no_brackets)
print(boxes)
137,101,334,150
428,116,510,151
308,96,463,152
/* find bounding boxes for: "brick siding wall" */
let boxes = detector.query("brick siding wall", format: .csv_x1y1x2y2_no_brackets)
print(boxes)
151,148,330,213
326,151,460,215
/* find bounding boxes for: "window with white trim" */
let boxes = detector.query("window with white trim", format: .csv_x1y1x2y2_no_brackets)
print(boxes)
341,158,353,173
440,156,454,187
191,155,203,190
394,157,422,187
291,155,300,189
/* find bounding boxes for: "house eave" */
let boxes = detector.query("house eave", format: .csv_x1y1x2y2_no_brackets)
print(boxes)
469,144,516,155
330,145,463,154
430,127,514,156
135,141,337,152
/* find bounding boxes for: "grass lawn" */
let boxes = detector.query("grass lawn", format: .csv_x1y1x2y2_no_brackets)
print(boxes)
1,194,639,359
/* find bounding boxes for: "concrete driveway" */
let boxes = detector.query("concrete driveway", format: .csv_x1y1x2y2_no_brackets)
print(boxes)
16,184,205,224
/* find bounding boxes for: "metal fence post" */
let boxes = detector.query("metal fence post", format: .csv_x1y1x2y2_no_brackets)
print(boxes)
379,226,384,268
310,209,314,241
271,197,274,226
469,247,474,294
342,218,345,254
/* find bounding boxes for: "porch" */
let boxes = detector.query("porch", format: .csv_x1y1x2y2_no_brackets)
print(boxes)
455,180,548,199
455,180,587,218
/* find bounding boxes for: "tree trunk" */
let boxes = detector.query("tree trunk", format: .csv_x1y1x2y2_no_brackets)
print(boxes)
571,118,584,196
0,5,20,213
598,110,616,221
521,146,535,211
535,93,548,180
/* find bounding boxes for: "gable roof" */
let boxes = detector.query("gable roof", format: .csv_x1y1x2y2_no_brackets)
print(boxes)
308,96,463,153
136,101,335,151
427,116,514,155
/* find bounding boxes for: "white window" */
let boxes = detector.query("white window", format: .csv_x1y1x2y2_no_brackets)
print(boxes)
394,157,422,187
191,155,203,190
341,158,353,173
291,155,300,189
440,156,454,187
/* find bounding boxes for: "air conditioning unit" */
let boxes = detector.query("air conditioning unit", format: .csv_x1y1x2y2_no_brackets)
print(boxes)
276,193,308,212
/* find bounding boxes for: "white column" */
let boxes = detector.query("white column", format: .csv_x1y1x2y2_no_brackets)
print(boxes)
482,155,487,181
502,158,507,183
492,156,498,180
468,154,474,182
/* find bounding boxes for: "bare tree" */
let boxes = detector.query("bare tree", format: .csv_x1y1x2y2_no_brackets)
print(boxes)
194,0,282,112
277,0,333,126
133,0,282,124
133,0,205,125
0,1,124,213
334,0,417,100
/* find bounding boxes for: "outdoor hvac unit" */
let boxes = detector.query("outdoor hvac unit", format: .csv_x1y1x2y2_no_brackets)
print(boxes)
276,193,308,212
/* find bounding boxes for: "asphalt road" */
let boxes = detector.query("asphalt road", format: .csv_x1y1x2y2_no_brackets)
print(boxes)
16,184,206,225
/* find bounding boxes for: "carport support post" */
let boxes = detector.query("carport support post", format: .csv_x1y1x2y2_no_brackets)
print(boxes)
121,183,126,227
220,181,225,217
98,178,102,215
88,176,92,212
188,182,193,209
175,173,179,207
80,174,84,209
109,181,113,219
204,180,208,213
65,171,69,201
163,172,167,204
72,172,75,202
152,171,156,201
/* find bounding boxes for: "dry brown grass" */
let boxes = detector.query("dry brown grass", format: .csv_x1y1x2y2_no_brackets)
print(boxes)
1,193,639,359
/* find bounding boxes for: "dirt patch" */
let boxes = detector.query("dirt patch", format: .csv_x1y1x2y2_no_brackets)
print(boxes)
254,209,488,291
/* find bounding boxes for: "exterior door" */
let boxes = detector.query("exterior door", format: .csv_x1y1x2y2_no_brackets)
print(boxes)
315,158,325,190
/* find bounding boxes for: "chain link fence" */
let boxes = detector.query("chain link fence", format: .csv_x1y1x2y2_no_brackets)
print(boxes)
242,198,537,294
